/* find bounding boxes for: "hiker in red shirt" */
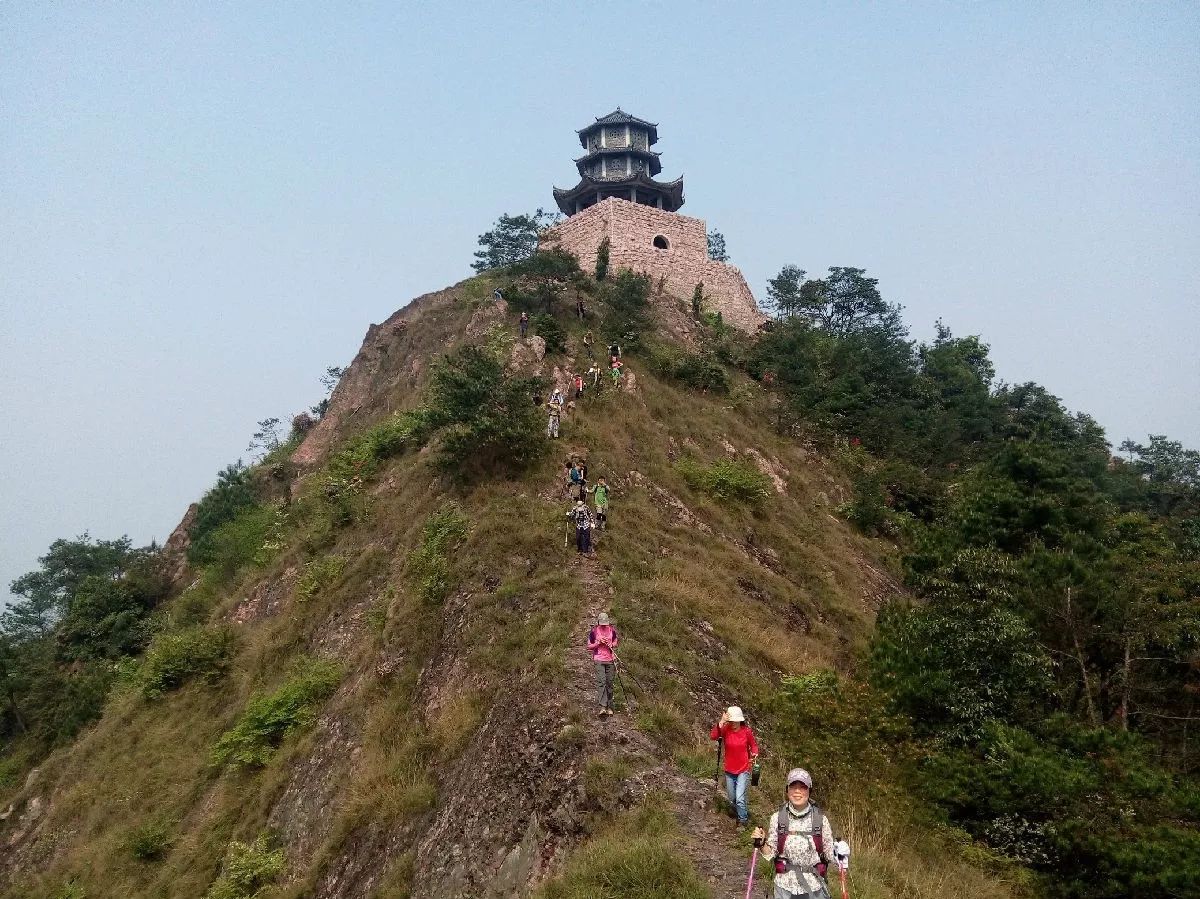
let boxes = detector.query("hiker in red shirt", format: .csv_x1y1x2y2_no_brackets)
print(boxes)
711,705,759,827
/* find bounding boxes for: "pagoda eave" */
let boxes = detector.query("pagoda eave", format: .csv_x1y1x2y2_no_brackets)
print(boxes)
553,174,684,216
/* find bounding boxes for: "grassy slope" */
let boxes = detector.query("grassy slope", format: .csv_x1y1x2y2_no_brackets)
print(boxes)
0,278,1025,899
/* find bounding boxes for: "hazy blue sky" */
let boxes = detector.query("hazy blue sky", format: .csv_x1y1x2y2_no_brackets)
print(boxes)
2,2,1197,602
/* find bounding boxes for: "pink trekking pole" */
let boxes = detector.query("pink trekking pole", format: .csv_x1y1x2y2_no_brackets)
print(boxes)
744,839,762,899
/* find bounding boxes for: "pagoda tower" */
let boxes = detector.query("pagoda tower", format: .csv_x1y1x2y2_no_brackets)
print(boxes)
552,109,685,215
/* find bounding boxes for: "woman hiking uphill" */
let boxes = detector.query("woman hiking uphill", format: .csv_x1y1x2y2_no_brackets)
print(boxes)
752,768,840,899
587,612,619,716
711,706,759,827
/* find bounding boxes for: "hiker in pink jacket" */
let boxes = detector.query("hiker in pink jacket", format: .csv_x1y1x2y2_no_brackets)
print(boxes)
587,613,620,716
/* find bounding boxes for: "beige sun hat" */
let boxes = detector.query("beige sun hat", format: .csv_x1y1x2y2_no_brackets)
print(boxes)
726,706,746,722
597,612,611,625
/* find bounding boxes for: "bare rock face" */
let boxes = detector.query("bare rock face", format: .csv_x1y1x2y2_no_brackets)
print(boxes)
465,298,508,339
508,336,546,372
162,502,198,585
291,286,456,470
743,446,789,494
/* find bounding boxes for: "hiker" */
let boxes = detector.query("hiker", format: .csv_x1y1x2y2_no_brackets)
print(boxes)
567,500,594,554
752,768,838,899
547,397,562,439
519,310,529,337
568,460,584,498
573,371,585,400
588,364,601,389
610,357,624,386
609,342,622,360
494,287,504,302
711,706,759,827
587,612,620,716
582,330,595,359
576,297,586,320
587,476,610,529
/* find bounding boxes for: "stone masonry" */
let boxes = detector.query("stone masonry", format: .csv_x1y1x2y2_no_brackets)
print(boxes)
542,197,766,333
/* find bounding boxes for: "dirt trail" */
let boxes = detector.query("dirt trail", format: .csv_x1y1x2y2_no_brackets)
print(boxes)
566,552,761,899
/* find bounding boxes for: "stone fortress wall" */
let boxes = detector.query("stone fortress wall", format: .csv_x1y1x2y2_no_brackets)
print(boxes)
542,198,766,334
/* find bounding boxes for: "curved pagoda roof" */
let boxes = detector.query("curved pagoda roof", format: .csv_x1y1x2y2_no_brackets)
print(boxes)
573,146,663,177
576,108,659,148
553,172,684,215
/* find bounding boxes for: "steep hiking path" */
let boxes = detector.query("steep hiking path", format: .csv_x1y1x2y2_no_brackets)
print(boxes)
565,553,757,899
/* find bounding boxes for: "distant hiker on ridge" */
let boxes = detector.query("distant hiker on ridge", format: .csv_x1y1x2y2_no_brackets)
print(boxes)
587,612,620,717
519,310,529,337
567,499,595,555
711,705,759,828
587,476,610,530
547,395,562,439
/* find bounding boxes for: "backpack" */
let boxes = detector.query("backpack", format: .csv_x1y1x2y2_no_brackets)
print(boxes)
587,625,619,649
774,803,829,879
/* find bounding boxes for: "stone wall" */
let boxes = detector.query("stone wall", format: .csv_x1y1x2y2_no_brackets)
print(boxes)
542,197,766,333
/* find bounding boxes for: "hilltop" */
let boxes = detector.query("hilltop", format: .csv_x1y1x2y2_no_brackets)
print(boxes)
1,238,1196,899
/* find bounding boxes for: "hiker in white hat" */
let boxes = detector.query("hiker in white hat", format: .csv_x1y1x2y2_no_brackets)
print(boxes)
586,613,620,716
710,705,759,827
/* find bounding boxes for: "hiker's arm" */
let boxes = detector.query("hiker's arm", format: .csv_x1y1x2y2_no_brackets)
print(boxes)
748,728,759,758
758,813,778,860
710,723,723,741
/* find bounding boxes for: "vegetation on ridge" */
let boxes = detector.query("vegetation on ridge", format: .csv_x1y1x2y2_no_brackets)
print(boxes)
0,222,1195,897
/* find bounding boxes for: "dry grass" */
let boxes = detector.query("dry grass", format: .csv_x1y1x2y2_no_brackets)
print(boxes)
0,281,1022,899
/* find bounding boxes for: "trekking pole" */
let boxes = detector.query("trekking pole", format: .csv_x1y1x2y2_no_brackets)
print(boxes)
715,736,724,787
610,651,646,693
613,664,631,709
835,840,851,899
744,839,762,899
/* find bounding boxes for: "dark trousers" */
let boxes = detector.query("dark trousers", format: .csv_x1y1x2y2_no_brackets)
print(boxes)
595,662,615,709
576,527,591,553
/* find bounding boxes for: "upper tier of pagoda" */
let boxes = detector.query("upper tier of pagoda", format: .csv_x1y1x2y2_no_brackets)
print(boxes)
553,109,684,215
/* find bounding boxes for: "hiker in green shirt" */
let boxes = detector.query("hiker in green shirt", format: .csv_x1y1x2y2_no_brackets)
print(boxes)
587,476,611,530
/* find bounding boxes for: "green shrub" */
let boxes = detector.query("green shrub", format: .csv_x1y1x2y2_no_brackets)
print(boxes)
53,882,86,899
327,410,431,491
601,269,651,348
188,505,278,582
647,343,729,392
188,463,258,564
137,626,235,699
410,505,468,605
212,659,342,768
425,344,546,477
533,313,567,354
205,833,284,899
125,821,174,862
677,458,770,506
295,555,346,600
594,237,610,281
